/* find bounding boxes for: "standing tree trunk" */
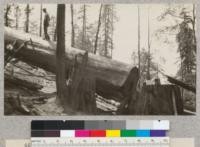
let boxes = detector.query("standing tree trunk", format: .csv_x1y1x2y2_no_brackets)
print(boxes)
94,4,103,54
101,5,115,58
25,4,30,33
54,27,57,41
137,6,141,79
146,7,151,80
56,4,66,101
71,4,75,47
5,5,11,27
192,4,196,49
104,6,108,57
110,5,114,58
39,4,43,37
54,17,57,42
82,5,86,50
15,5,20,29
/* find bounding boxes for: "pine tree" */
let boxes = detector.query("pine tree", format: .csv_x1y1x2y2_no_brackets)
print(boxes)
25,4,31,33
39,4,43,36
99,4,116,58
157,5,196,84
81,5,87,50
15,5,21,29
94,4,103,54
146,6,151,80
71,4,75,47
137,6,141,76
4,4,12,27
176,11,196,83
49,16,57,40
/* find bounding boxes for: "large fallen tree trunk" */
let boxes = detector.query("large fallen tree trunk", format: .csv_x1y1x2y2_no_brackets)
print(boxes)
4,27,135,100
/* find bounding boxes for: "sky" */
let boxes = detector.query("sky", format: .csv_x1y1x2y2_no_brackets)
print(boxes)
9,4,194,76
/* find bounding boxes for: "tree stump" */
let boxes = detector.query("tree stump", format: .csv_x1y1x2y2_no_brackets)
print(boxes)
129,83,183,115
64,52,97,114
117,67,139,114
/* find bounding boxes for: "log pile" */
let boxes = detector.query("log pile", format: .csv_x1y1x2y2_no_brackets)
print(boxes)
5,91,31,115
5,74,43,91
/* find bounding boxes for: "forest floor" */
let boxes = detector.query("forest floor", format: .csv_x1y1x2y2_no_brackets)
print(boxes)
4,61,195,115
4,61,120,115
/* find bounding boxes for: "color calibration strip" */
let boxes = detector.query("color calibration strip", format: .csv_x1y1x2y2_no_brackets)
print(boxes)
31,129,166,137
31,137,170,147
31,120,169,130
31,121,170,147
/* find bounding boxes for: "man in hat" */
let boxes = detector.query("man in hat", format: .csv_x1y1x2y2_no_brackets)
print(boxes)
43,8,50,40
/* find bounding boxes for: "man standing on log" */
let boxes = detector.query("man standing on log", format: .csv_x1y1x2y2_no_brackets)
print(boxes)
43,8,50,40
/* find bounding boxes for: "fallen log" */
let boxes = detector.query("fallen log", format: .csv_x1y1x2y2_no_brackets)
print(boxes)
4,27,134,100
4,27,187,115
5,74,43,91
4,91,31,115
166,76,196,93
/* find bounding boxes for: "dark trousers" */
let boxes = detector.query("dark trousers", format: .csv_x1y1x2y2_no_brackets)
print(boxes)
44,25,50,40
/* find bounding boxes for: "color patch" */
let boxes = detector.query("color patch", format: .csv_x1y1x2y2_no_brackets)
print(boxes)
111,121,126,129
43,131,60,137
90,130,106,137
121,130,136,137
106,130,120,137
153,120,169,130
31,131,44,137
31,120,169,131
150,130,166,137
136,130,150,137
60,130,75,137
75,130,90,137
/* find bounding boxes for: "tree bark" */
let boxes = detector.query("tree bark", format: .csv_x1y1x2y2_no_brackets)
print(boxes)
56,4,66,101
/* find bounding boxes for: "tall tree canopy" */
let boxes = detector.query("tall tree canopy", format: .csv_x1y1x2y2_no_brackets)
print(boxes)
176,10,196,84
157,5,196,84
